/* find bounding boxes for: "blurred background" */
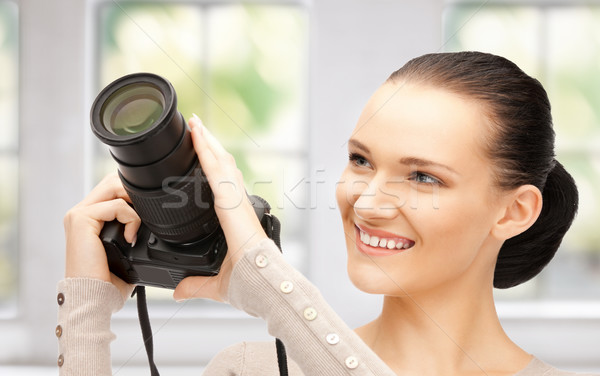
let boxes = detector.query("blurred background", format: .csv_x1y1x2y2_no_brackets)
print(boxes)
0,0,598,374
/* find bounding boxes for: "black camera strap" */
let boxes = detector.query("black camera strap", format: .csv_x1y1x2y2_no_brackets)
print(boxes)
133,213,288,376
133,285,160,376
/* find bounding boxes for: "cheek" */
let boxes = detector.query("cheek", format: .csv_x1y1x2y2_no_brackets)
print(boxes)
418,191,496,264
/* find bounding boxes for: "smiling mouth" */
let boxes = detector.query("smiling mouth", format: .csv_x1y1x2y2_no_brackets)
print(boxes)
355,225,415,253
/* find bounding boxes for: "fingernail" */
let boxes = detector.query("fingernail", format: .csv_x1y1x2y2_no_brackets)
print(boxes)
175,298,187,303
131,235,137,248
190,114,204,134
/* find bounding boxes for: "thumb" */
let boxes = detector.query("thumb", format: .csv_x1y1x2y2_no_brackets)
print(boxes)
173,275,225,302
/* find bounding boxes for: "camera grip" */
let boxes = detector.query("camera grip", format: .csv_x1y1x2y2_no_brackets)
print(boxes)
100,220,140,284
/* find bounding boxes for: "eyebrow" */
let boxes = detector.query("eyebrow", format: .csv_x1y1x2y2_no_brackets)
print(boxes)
348,138,459,175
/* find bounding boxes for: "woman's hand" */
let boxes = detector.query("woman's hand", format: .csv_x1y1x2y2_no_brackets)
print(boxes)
63,172,141,301
172,115,268,303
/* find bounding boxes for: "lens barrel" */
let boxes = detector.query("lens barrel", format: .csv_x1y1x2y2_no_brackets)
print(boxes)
91,73,219,244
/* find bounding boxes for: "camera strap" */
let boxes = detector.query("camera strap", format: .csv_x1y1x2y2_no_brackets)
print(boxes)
133,213,288,376
133,285,160,376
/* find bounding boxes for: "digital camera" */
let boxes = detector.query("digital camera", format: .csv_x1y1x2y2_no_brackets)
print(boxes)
90,73,280,289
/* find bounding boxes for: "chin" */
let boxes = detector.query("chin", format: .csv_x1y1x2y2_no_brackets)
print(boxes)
348,271,381,295
347,257,404,296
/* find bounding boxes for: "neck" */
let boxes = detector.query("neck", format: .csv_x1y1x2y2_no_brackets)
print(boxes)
355,277,531,376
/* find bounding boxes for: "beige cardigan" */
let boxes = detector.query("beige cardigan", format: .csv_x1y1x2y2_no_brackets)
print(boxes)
56,239,598,375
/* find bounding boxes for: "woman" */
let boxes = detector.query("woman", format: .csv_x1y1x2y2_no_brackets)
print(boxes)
58,52,596,375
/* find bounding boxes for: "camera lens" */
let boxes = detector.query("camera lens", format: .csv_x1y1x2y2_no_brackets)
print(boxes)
101,83,165,136
90,73,219,244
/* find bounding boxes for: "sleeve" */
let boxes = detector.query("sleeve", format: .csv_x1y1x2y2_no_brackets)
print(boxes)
227,238,396,376
55,277,127,376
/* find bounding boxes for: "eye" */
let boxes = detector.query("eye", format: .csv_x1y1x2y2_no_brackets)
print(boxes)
409,171,442,185
348,152,372,168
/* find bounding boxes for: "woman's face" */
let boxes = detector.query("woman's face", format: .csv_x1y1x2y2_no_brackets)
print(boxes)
336,82,507,297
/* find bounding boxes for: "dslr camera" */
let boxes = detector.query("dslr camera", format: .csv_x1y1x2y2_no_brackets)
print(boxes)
90,73,280,289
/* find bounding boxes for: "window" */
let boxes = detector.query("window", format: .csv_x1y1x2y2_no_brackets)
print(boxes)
0,0,18,313
444,4,600,301
93,2,309,301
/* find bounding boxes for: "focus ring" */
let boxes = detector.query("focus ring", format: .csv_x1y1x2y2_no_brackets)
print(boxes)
124,169,219,243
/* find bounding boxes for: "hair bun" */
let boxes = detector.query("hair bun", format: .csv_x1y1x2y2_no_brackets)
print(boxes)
494,160,579,288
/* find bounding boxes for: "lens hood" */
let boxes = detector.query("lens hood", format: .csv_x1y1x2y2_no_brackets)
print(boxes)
91,72,180,164
90,73,195,189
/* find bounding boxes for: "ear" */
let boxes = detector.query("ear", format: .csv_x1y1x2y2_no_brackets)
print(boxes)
491,185,543,241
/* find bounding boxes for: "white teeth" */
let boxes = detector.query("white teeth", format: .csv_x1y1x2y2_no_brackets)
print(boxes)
369,236,380,247
359,229,413,250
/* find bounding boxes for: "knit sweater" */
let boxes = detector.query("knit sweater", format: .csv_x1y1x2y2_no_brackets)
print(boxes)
56,239,598,376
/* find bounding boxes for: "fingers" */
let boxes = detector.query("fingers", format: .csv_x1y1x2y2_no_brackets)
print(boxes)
64,198,141,282
78,172,131,208
190,114,231,159
189,116,247,211
189,116,240,180
65,198,141,243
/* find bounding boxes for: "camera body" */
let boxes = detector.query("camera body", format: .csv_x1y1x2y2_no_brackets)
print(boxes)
100,194,273,290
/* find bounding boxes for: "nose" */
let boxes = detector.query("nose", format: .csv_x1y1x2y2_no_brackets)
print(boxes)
351,175,406,220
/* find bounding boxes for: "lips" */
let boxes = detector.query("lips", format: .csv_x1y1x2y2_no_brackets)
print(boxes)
354,224,415,257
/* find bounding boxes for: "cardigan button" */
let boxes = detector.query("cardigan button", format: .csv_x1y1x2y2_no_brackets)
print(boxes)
345,356,359,369
57,293,65,306
55,325,63,338
326,333,340,345
57,354,64,367
255,254,269,268
280,281,294,294
303,307,317,321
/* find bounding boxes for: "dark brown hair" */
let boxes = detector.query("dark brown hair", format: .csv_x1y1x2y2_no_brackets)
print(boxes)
387,51,578,288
